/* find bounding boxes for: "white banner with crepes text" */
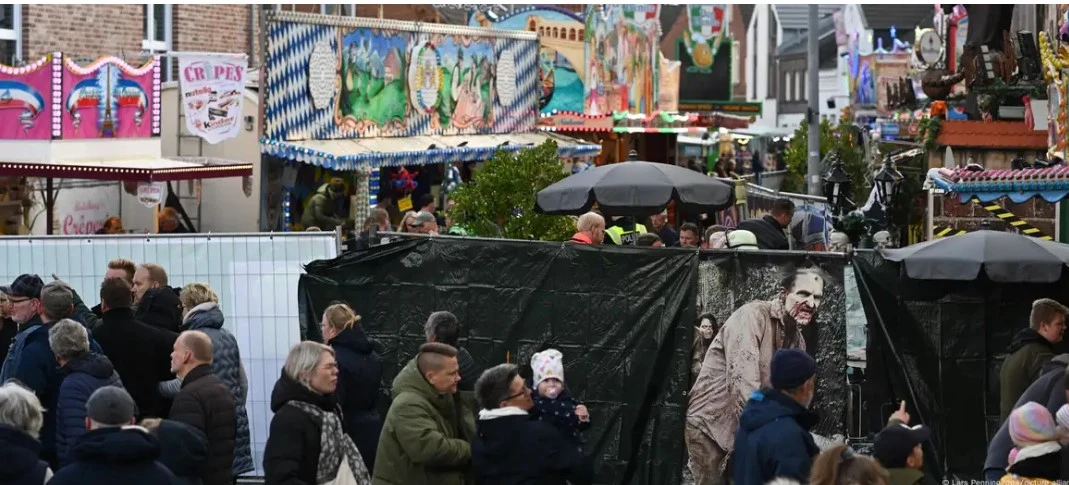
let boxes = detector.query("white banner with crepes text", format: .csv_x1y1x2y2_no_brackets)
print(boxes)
179,55,247,144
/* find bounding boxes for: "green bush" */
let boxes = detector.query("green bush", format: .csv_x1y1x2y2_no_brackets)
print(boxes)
449,140,576,241
781,118,870,207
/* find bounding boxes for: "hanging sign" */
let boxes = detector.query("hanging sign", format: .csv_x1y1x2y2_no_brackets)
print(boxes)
137,182,165,208
179,54,247,144
683,5,730,71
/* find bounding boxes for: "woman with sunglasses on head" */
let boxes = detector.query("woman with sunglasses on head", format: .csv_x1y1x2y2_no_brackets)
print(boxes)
811,444,890,485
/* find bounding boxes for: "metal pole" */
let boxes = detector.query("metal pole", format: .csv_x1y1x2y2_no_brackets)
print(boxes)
806,4,822,196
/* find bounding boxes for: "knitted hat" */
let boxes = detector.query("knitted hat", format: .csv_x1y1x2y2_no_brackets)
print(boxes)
1008,402,1058,448
86,386,136,426
1057,404,1069,429
770,349,816,390
531,349,564,387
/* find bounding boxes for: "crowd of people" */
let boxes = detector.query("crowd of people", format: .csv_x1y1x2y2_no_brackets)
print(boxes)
566,198,797,250
0,259,597,484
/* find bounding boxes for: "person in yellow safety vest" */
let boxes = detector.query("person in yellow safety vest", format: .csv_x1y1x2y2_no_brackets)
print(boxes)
604,216,648,245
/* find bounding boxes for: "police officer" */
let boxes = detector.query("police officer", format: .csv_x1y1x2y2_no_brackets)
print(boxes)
604,216,647,245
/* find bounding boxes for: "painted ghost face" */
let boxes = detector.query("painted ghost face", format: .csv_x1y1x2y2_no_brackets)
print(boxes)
783,271,825,326
697,319,715,339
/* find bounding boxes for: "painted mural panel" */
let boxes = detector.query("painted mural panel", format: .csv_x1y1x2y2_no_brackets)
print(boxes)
0,55,52,140
583,5,660,115
850,53,877,107
470,7,586,114
263,14,538,141
62,57,156,139
337,28,409,136
408,33,496,133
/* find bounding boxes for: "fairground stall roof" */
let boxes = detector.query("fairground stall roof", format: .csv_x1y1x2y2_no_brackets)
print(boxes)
934,120,1048,150
260,11,600,167
926,166,1069,203
537,110,752,134
0,53,253,180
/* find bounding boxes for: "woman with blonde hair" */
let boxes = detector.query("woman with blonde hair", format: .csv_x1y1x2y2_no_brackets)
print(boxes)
398,210,417,233
811,444,890,485
322,302,383,473
158,282,253,479
264,341,371,484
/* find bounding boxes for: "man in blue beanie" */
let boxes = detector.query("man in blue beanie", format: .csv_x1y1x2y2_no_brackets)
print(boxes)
732,348,820,485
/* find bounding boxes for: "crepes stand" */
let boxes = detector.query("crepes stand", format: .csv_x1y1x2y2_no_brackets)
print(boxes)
0,53,252,234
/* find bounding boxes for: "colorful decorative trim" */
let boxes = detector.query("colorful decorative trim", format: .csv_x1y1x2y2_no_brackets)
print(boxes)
0,54,52,74
51,53,62,139
260,137,601,170
369,168,381,207
931,166,1069,204
0,160,253,182
151,55,161,136
539,125,711,134
63,56,156,77
267,9,538,41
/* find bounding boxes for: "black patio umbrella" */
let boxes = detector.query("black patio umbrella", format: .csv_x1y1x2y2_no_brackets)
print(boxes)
880,230,1069,283
534,160,736,217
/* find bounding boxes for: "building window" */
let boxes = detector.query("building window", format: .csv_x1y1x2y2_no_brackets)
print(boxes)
143,4,172,80
322,4,357,16
0,4,21,65
796,71,804,101
785,71,792,101
731,40,741,85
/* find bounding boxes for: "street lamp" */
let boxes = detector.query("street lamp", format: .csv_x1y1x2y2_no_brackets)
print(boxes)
822,151,851,214
873,157,904,207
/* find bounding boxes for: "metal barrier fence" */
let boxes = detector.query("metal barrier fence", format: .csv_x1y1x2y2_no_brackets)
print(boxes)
0,232,341,477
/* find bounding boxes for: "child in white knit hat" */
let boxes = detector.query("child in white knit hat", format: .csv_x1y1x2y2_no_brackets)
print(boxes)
530,349,591,451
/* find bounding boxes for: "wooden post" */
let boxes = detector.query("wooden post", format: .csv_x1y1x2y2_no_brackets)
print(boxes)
153,204,160,233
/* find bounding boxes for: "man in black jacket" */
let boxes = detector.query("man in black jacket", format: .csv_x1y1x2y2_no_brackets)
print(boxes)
132,263,183,333
168,331,236,485
737,198,794,250
472,363,594,485
48,386,178,484
93,277,177,419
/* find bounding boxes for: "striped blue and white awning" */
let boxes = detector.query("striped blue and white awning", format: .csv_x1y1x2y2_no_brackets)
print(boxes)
261,132,601,170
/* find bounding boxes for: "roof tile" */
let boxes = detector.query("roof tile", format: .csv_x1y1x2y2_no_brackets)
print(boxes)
935,120,1047,150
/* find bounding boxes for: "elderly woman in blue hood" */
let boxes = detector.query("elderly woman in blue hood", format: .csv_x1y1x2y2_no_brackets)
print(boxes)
158,282,253,479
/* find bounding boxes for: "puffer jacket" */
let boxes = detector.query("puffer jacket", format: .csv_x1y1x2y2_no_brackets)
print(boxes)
0,424,51,485
732,388,820,485
169,303,253,476
48,426,178,485
372,357,476,485
55,352,123,467
169,364,237,485
330,326,384,473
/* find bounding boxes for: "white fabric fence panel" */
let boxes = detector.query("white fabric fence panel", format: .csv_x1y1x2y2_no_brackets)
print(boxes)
0,232,340,477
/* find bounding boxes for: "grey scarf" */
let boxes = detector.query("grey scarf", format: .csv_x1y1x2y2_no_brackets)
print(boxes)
287,401,371,485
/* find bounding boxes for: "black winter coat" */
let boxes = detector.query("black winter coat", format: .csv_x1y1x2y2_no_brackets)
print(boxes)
0,424,50,485
329,326,383,473
473,411,594,485
136,286,184,333
93,307,177,418
737,215,790,250
155,419,210,485
169,364,237,485
55,352,123,467
264,372,343,485
48,427,178,485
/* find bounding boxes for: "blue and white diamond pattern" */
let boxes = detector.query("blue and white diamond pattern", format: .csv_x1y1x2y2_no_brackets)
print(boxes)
264,21,337,141
495,37,538,134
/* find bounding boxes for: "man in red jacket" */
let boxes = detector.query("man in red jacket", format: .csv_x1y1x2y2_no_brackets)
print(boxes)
569,212,605,245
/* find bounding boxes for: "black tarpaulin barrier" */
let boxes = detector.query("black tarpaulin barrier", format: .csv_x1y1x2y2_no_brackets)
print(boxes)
694,251,848,438
301,237,698,485
853,249,1069,479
